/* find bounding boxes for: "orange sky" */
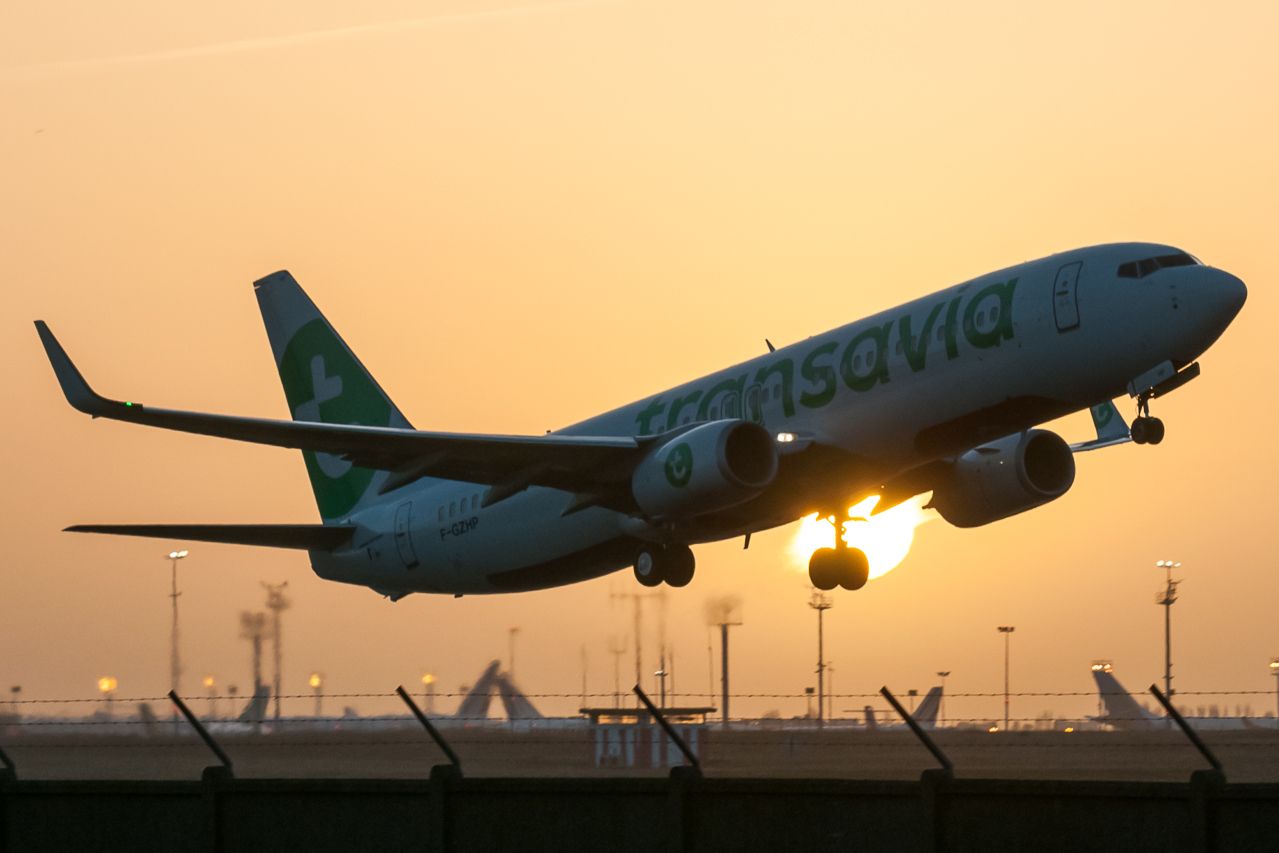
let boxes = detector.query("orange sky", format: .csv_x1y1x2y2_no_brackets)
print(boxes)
2,1,1277,724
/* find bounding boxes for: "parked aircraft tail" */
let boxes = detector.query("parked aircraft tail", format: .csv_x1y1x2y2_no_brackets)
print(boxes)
237,685,271,724
254,271,414,521
913,686,944,728
1090,667,1158,730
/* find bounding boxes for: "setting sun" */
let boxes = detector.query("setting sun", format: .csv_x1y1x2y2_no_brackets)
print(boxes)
788,495,936,581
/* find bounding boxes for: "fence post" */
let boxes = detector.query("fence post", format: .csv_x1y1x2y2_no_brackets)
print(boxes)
632,685,701,774
168,691,233,781
0,743,15,782
397,686,462,853
633,685,701,853
880,687,953,776
1148,685,1224,776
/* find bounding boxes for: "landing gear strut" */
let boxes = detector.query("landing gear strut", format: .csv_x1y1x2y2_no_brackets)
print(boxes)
633,544,695,588
808,514,870,591
1131,394,1166,446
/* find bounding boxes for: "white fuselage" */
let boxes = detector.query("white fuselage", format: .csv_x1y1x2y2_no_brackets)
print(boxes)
312,243,1245,595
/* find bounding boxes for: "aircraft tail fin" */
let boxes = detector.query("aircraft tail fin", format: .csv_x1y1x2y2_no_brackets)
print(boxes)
254,271,413,521
238,685,271,723
1092,668,1157,730
455,661,502,721
913,686,944,729
864,705,878,732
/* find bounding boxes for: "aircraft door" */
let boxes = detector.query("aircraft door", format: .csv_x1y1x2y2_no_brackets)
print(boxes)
393,501,420,569
744,384,764,424
1053,262,1082,331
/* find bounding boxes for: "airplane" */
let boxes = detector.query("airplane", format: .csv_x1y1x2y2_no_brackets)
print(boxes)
35,242,1246,598
861,685,944,731
1089,664,1261,731
1089,664,1160,731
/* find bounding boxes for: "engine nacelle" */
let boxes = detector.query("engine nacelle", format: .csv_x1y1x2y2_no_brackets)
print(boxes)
632,420,779,520
930,429,1075,528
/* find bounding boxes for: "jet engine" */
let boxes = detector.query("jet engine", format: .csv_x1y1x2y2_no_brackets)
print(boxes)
632,420,779,520
930,429,1075,528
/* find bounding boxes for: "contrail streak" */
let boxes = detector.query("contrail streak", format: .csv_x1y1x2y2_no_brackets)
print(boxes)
4,0,621,80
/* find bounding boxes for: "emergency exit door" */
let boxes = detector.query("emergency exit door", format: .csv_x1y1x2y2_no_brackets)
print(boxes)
1053,262,1082,331
394,501,419,569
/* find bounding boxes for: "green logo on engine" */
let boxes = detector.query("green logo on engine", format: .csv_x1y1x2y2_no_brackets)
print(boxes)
665,443,693,488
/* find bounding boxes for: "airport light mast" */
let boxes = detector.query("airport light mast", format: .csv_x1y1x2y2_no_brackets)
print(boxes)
705,596,742,728
607,635,627,709
166,549,188,734
997,626,1015,730
810,591,833,729
1269,658,1279,727
263,582,291,722
937,671,951,727
508,627,520,680
1155,560,1182,704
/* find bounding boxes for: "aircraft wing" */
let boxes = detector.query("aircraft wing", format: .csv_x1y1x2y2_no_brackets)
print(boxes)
36,321,656,507
1069,400,1131,453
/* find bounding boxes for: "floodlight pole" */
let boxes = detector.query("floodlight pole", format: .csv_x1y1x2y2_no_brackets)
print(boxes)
997,626,1015,730
810,591,833,729
167,550,188,734
1155,559,1182,726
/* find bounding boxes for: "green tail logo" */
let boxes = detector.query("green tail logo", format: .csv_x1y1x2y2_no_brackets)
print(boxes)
277,320,391,519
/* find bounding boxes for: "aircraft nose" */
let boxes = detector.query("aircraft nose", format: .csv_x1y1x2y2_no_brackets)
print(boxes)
1204,268,1247,326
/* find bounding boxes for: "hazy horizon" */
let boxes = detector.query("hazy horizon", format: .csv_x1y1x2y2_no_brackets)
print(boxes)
3,0,1277,724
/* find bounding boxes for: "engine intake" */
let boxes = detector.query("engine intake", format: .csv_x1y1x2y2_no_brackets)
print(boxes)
930,429,1075,528
632,420,779,520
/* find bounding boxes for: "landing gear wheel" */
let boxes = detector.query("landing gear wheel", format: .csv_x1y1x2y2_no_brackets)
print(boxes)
809,548,840,591
633,549,663,587
1131,416,1165,446
633,545,696,587
836,548,870,591
1146,417,1165,445
1131,418,1149,445
665,546,695,588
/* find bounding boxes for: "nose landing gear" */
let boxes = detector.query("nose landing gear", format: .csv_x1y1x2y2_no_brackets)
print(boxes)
808,514,870,591
1131,395,1166,445
633,544,695,588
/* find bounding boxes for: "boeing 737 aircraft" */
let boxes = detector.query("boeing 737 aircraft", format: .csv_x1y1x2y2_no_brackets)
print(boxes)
35,243,1245,598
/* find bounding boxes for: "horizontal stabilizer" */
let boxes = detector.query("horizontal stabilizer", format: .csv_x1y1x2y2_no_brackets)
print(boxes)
66,523,355,551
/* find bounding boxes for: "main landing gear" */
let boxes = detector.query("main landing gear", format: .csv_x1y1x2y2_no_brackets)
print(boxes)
633,544,695,588
1131,394,1166,446
808,515,870,591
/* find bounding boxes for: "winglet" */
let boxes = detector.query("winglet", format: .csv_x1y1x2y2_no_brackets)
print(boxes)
33,321,114,416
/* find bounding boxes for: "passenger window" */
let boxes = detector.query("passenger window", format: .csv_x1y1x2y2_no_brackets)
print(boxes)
935,326,944,342
976,310,986,327
438,506,445,522
866,350,876,367
854,354,862,370
710,406,719,418
449,501,456,517
471,495,479,511
990,305,1000,322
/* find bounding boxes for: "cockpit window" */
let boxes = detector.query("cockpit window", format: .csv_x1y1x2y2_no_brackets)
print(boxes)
1117,252,1199,279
